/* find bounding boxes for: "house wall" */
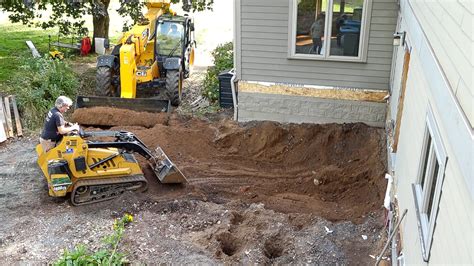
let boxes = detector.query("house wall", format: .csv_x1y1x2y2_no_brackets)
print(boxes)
235,0,398,125
410,0,473,127
236,0,398,90
239,91,386,126
392,0,473,264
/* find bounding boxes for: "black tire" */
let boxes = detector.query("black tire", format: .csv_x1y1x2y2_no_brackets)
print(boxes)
166,69,182,106
96,66,118,96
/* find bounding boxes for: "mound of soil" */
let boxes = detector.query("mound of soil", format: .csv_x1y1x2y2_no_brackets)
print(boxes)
0,107,388,265
72,107,169,127
76,107,387,223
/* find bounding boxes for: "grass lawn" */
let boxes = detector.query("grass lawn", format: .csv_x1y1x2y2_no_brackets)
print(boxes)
0,24,57,86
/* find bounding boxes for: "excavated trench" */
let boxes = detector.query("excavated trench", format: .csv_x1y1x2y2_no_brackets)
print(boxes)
0,107,389,264
73,107,387,223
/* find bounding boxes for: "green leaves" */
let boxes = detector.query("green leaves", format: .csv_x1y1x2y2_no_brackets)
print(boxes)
0,0,214,39
6,56,79,129
202,42,233,103
53,214,133,266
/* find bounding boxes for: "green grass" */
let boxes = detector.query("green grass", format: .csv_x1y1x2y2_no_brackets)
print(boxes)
0,24,56,87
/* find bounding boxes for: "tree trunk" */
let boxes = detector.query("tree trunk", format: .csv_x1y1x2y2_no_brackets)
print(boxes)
92,0,110,49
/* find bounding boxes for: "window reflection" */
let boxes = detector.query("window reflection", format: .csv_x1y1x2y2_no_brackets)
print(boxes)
296,0,328,55
330,0,363,57
295,0,364,58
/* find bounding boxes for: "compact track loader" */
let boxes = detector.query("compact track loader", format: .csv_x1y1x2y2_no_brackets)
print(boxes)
36,130,186,206
79,0,195,112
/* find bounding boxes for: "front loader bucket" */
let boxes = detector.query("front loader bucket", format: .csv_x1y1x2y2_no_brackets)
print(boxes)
153,147,187,184
76,96,171,113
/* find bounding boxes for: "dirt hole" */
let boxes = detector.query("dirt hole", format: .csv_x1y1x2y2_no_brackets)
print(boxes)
216,232,239,256
263,235,285,259
230,211,244,225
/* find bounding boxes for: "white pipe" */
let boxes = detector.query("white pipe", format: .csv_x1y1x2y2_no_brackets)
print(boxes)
229,68,238,121
384,173,393,210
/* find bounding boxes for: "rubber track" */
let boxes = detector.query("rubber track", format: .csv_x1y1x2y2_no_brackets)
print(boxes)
71,175,148,206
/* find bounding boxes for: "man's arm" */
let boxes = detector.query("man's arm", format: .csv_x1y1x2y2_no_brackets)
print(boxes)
55,113,79,135
57,124,79,135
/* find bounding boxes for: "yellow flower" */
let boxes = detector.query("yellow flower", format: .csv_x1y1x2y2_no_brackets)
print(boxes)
124,213,134,224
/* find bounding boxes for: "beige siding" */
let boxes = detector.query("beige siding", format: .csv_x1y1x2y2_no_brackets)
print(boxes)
410,0,474,126
237,0,398,90
394,33,473,265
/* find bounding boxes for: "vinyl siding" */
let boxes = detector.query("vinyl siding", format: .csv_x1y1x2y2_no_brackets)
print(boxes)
236,0,398,90
393,0,473,263
395,46,473,264
410,0,473,126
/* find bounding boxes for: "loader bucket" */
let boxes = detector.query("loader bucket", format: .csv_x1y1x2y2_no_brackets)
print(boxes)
153,147,187,184
76,96,171,113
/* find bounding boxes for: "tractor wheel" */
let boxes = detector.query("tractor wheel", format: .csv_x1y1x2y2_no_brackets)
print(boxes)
96,66,118,96
166,70,183,106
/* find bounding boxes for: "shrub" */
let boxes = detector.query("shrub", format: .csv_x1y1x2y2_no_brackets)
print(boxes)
6,56,79,129
202,42,233,103
53,213,133,265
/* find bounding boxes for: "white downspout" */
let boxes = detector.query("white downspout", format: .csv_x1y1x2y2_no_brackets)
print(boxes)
229,68,238,121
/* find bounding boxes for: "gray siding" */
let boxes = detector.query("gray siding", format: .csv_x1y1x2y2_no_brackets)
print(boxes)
236,0,398,90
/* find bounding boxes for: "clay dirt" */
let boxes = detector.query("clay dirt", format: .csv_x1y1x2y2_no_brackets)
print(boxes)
0,107,388,264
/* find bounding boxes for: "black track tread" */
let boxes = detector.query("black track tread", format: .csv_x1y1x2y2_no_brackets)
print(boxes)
166,70,181,106
96,66,117,96
70,175,148,206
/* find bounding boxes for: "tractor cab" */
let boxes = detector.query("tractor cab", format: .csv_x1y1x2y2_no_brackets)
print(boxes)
155,15,195,79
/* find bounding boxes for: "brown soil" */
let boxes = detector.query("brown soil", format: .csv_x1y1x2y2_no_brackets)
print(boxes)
77,107,387,223
72,107,169,127
0,107,388,265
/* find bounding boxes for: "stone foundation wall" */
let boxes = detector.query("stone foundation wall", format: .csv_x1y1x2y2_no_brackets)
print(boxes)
238,92,387,127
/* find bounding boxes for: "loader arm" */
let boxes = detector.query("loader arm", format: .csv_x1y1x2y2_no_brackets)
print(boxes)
82,130,187,183
119,42,138,98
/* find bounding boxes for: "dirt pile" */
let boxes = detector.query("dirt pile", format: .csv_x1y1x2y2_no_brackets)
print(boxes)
72,107,169,127
75,107,387,223
0,107,388,264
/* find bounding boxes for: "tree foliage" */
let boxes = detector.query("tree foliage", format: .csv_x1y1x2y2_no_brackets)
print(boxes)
0,0,213,39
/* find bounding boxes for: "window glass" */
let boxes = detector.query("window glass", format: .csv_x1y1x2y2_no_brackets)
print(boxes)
427,160,440,221
329,0,364,57
420,134,432,190
296,0,328,55
156,21,184,57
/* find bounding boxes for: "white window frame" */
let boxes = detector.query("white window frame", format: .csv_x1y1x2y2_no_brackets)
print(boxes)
288,0,373,62
412,107,447,261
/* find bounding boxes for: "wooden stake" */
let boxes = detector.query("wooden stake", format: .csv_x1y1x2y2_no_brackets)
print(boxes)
0,98,8,138
3,96,14,138
10,96,23,137
0,99,6,142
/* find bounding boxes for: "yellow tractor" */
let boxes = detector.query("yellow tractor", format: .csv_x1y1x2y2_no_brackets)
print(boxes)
36,130,187,205
86,0,195,110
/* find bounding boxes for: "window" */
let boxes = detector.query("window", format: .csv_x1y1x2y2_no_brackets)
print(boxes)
289,0,371,61
412,108,447,261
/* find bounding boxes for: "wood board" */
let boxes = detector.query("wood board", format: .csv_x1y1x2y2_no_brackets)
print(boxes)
3,96,14,138
0,98,8,138
10,96,23,137
0,122,6,142
25,40,41,58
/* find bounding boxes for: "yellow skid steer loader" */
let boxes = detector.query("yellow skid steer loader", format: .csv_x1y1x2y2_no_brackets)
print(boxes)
36,129,187,206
